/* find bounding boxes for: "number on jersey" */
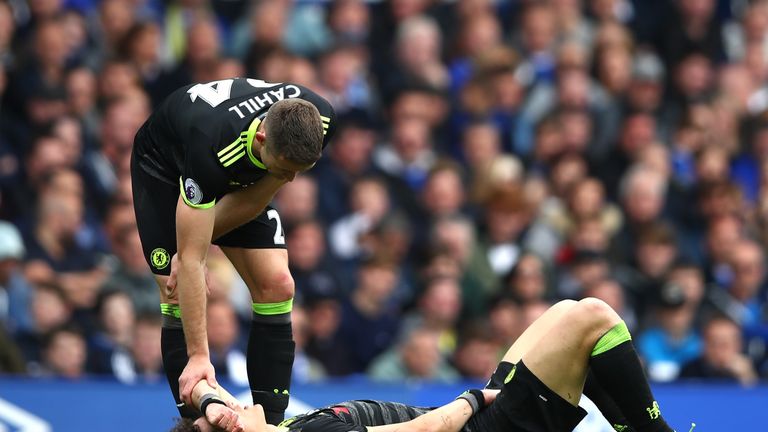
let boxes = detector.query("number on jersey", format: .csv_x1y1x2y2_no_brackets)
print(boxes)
187,80,234,107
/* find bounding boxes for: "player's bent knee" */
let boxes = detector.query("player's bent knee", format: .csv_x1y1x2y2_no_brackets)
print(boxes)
256,271,295,302
575,297,619,326
551,299,578,311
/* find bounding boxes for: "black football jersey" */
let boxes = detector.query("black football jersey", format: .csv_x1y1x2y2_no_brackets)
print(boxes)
133,78,336,208
280,400,435,432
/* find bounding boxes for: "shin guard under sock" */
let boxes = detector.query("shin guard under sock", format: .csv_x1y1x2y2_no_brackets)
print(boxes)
248,300,295,425
589,322,673,432
160,305,199,419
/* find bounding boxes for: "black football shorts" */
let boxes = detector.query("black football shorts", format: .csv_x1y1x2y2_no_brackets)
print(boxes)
466,361,588,432
131,152,286,276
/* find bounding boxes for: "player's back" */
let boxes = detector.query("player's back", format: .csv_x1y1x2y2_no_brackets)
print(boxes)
133,78,326,186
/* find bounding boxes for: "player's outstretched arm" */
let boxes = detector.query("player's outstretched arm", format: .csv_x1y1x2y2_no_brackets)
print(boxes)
212,174,287,240
367,389,498,432
176,196,218,404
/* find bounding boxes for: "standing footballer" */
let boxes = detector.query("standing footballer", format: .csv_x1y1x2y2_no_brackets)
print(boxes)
130,78,335,425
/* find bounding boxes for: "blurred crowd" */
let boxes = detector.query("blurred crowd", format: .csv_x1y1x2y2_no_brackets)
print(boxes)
0,0,767,388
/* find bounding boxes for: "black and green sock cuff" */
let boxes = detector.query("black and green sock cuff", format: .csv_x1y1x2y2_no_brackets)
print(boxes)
160,303,183,329
591,321,632,358
252,298,293,324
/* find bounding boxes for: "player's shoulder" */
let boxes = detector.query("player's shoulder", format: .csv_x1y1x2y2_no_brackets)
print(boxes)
292,83,334,115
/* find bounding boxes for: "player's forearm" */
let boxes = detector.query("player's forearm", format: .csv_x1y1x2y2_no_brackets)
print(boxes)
212,176,286,240
412,399,473,432
369,399,473,432
192,380,238,409
177,259,209,357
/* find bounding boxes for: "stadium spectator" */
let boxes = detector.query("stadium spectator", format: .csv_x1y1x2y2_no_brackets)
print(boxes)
399,276,462,356
316,45,373,113
528,176,621,262
702,214,746,285
338,256,401,373
638,283,702,382
624,223,680,311
708,239,767,333
95,0,137,60
557,249,611,300
87,290,135,376
273,175,318,228
286,219,341,304
0,221,33,334
368,326,459,383
328,176,391,261
430,216,495,317
487,295,523,348
477,183,532,278
290,305,327,383
118,313,163,384
22,191,107,310
14,282,72,369
502,252,550,304
679,315,758,386
326,0,370,47
420,161,466,224
458,120,502,178
610,165,668,264
304,294,352,377
452,322,502,381
152,16,223,105
373,117,436,196
40,325,88,379
378,15,448,97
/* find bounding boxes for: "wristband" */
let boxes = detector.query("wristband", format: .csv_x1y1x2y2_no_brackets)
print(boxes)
199,393,227,416
455,389,485,415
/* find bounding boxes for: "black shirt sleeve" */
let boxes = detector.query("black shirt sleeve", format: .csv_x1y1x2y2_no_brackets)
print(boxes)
179,124,229,208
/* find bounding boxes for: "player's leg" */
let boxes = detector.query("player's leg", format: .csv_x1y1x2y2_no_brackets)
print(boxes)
220,246,294,426
216,209,293,426
485,300,634,431
523,298,673,432
498,299,578,365
131,155,198,419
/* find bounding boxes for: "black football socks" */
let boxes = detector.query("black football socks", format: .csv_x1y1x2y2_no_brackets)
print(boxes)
160,304,200,419
589,322,673,432
248,300,296,425
583,369,636,432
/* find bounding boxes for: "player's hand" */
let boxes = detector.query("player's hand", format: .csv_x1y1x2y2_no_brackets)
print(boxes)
206,403,245,432
481,389,500,406
166,253,212,299
179,356,218,405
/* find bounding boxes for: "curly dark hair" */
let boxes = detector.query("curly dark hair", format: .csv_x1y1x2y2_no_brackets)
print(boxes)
169,417,201,432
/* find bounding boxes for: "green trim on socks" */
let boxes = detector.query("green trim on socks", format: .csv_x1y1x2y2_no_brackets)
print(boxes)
252,299,294,316
592,321,632,357
160,303,181,319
